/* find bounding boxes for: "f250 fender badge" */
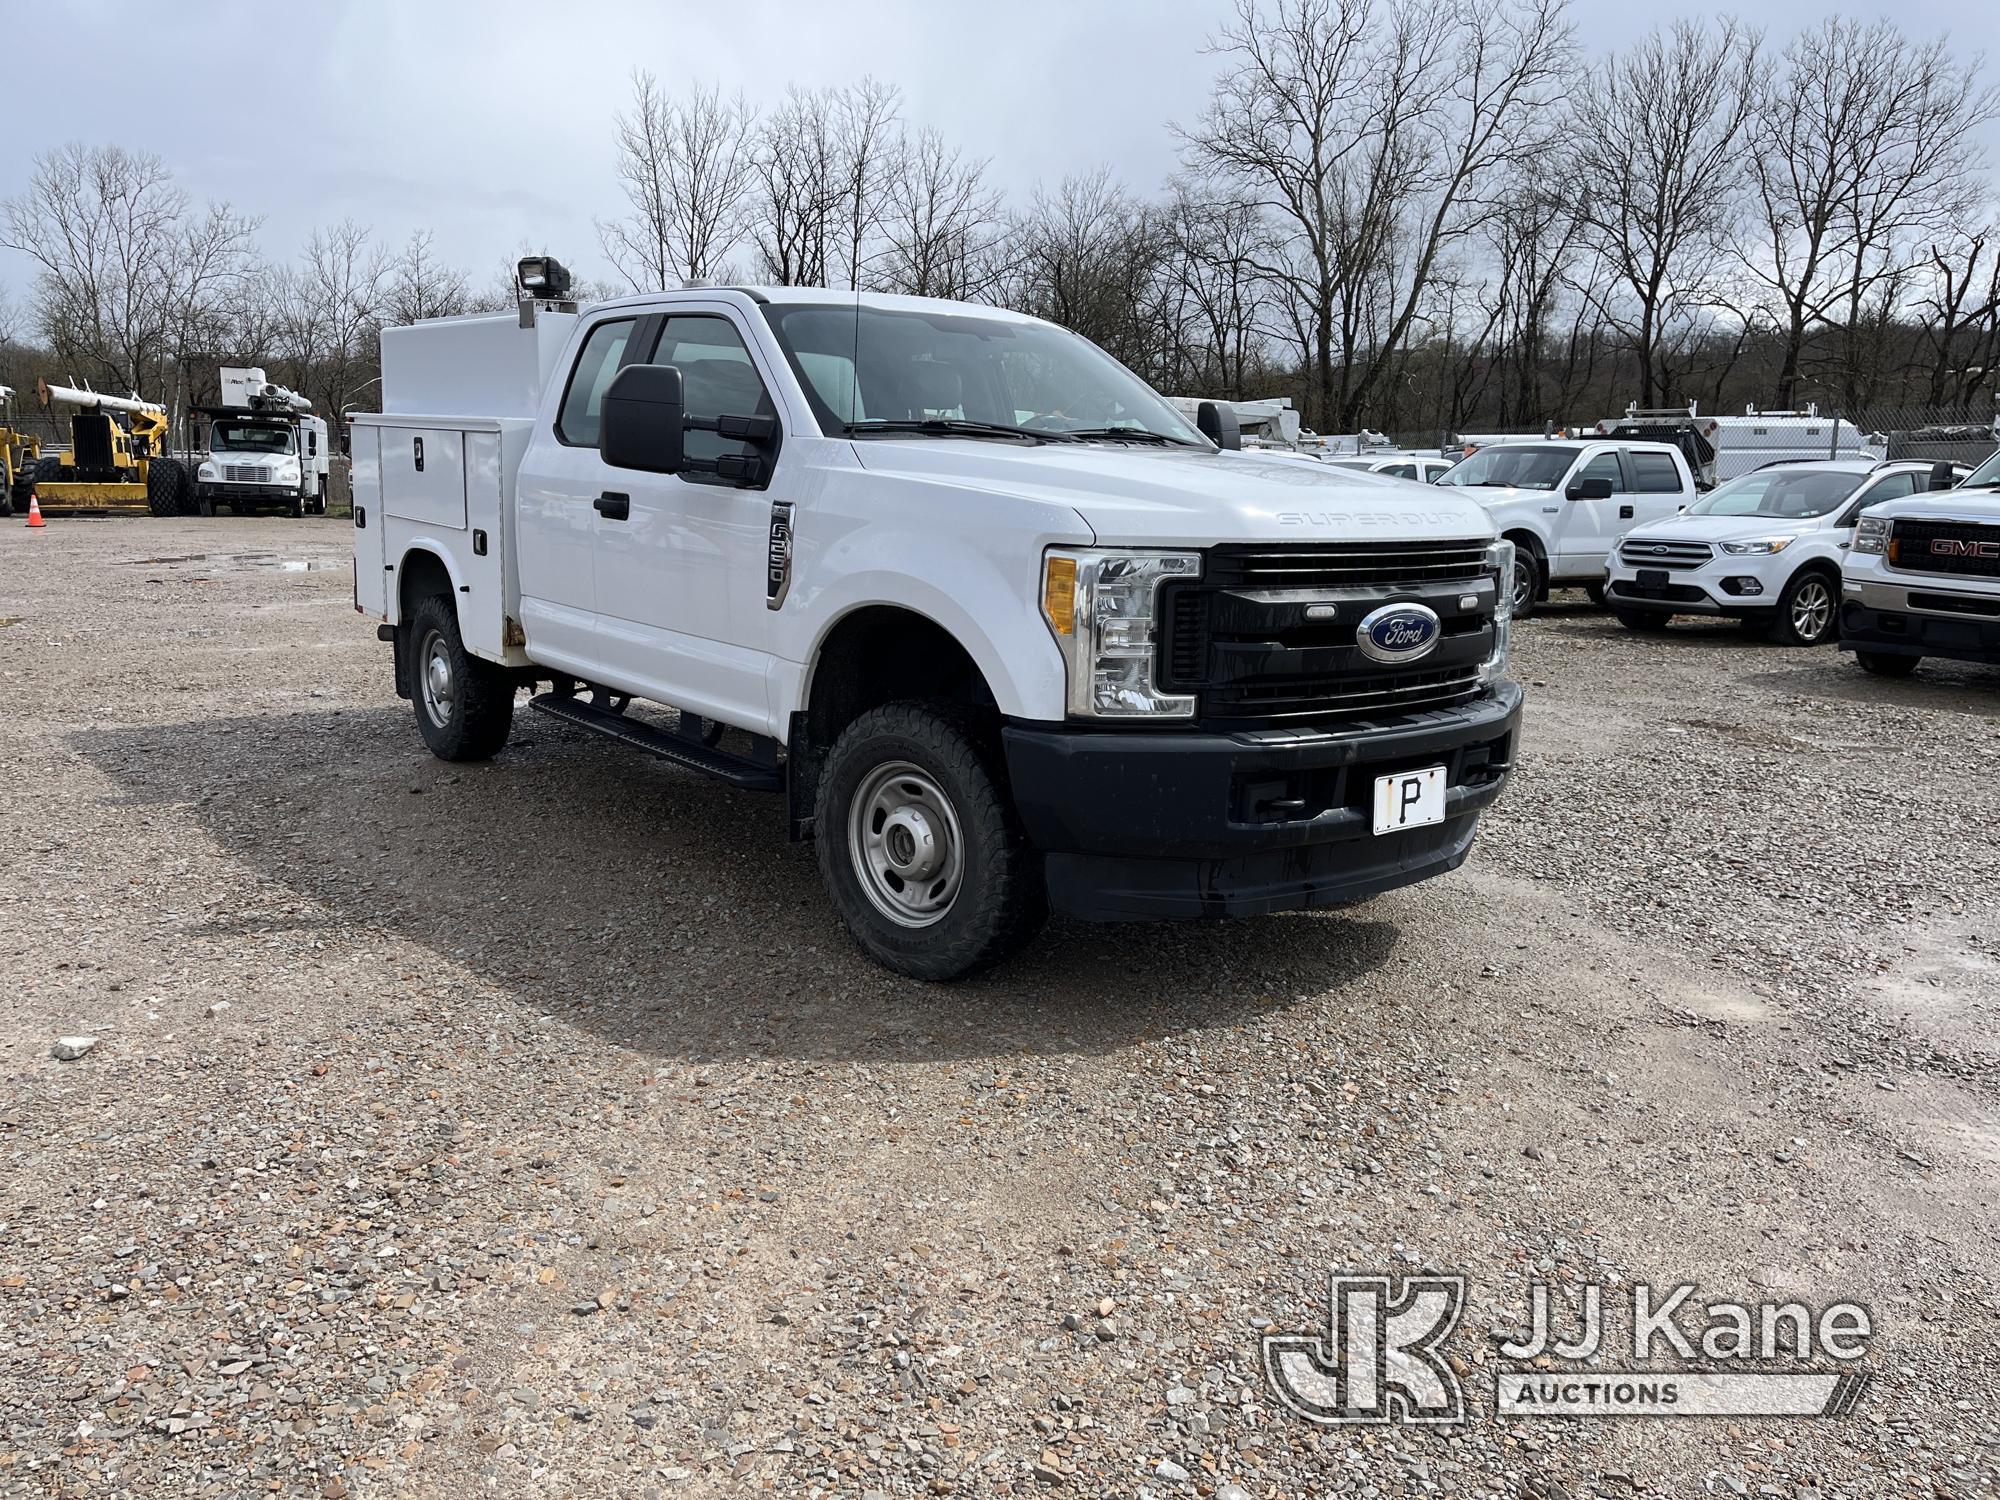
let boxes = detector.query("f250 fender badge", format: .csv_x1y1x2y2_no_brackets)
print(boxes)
767,502,795,610
1355,603,1441,664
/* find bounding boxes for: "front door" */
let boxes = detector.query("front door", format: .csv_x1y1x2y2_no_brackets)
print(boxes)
1550,448,1627,577
590,308,787,736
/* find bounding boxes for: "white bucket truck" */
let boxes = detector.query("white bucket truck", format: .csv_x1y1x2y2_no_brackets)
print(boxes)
194,366,331,516
350,259,1523,979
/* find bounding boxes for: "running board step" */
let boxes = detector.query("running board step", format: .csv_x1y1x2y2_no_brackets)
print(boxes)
528,693,783,791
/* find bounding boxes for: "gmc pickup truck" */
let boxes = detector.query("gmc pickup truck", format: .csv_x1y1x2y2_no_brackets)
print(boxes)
351,262,1522,979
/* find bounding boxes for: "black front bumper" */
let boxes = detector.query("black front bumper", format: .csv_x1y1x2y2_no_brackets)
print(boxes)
1002,684,1522,920
1839,601,2000,665
197,482,298,503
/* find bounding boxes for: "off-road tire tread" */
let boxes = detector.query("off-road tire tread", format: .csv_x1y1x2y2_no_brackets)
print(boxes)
815,700,1047,981
409,593,514,761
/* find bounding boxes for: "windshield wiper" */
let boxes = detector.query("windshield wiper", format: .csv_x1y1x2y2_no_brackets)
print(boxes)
1059,427,1198,447
845,419,1070,443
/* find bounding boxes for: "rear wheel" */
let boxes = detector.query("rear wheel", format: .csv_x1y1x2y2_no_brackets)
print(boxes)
1615,608,1671,633
1857,651,1919,678
1772,570,1837,646
408,593,515,761
146,457,190,518
1585,581,1606,607
815,702,1046,980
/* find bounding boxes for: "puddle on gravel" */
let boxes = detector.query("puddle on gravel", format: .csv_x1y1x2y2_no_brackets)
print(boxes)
121,551,340,572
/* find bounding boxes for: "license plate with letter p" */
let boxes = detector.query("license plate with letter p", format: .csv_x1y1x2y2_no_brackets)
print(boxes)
1373,765,1446,836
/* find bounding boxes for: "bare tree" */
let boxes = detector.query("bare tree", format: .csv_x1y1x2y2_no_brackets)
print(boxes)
1177,0,1571,430
877,128,1003,299
1917,227,2000,405
598,72,754,292
1744,19,2000,407
748,86,844,286
261,221,391,417
836,79,902,288
1572,19,1760,406
384,230,474,325
1,142,258,406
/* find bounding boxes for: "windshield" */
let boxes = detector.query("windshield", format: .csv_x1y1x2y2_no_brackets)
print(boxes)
1961,448,2000,489
211,421,293,454
1687,469,1859,519
1436,445,1577,490
760,302,1205,445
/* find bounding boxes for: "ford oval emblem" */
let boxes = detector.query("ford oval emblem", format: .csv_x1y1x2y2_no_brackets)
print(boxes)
1356,603,1441,665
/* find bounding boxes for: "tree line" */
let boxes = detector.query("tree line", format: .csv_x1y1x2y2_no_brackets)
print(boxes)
3,0,1997,444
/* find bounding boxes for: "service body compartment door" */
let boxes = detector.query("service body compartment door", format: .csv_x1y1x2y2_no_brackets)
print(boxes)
350,425,389,617
380,426,468,528
460,429,506,658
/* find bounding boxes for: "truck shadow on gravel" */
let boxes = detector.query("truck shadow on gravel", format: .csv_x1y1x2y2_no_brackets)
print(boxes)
71,707,1401,1062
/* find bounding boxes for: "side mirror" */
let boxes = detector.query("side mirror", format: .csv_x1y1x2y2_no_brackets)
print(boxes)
602,364,687,475
1567,476,1614,501
1930,460,1958,491
1196,401,1241,451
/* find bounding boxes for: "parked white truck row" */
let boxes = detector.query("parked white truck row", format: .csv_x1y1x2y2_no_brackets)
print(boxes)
352,264,1523,979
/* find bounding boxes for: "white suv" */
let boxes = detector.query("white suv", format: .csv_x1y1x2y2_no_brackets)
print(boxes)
1604,461,1947,646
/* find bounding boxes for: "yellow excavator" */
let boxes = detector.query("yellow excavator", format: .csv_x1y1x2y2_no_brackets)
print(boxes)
0,385,42,519
23,380,191,515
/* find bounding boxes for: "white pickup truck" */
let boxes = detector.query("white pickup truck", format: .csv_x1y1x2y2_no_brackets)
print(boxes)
1432,438,1699,615
351,266,1522,978
1840,448,2000,677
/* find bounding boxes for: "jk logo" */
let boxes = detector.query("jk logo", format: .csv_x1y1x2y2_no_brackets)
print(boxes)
1262,1273,1467,1425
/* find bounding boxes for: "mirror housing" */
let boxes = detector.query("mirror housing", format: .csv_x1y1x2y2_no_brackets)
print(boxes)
1930,460,1959,491
1196,401,1241,451
602,364,687,475
1567,476,1615,501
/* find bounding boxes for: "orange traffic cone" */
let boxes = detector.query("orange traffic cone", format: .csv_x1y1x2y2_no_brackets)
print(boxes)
24,493,45,529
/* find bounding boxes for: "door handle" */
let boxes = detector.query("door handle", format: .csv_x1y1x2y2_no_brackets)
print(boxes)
594,491,630,521
1619,504,1634,519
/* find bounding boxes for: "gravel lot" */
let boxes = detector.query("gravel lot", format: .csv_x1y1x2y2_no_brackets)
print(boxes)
2,517,1996,1499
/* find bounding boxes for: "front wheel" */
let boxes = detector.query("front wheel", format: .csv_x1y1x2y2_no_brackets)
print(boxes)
1772,570,1837,646
408,593,515,761
1508,549,1541,620
1857,651,1919,678
1585,581,1606,607
815,702,1046,980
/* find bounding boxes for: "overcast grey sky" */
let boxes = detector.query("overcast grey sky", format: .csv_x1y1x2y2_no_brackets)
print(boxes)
2,0,1995,299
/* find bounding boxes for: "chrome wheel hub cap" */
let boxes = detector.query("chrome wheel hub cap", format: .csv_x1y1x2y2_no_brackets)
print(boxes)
420,633,455,726
1792,581,1831,641
849,761,964,928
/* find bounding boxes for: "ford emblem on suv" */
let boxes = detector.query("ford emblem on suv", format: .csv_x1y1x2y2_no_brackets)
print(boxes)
1355,603,1441,665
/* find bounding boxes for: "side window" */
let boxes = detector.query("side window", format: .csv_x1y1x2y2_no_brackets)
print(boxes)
556,317,638,447
307,429,317,456
651,315,777,468
1380,462,1415,479
1577,452,1625,493
1843,472,1915,524
1630,452,1683,493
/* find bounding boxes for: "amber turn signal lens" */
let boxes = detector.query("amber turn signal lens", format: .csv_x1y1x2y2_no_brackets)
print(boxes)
1043,556,1078,635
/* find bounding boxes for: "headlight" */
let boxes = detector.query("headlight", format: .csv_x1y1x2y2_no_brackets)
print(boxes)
1480,539,1514,686
1719,536,1794,555
1041,549,1200,717
1853,516,1891,556
197,462,215,480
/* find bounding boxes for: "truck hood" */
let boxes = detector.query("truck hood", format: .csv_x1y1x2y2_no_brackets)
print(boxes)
1436,483,1555,507
1873,489,2000,526
850,440,1496,545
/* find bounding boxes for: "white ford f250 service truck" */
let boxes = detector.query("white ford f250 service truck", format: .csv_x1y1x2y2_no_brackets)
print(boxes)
1840,448,2000,678
351,261,1522,979
1432,438,1698,616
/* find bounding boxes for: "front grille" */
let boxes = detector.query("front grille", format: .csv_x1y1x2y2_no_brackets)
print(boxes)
1619,537,1712,569
1162,541,1495,726
223,464,270,483
1889,519,2000,579
1206,540,1490,589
